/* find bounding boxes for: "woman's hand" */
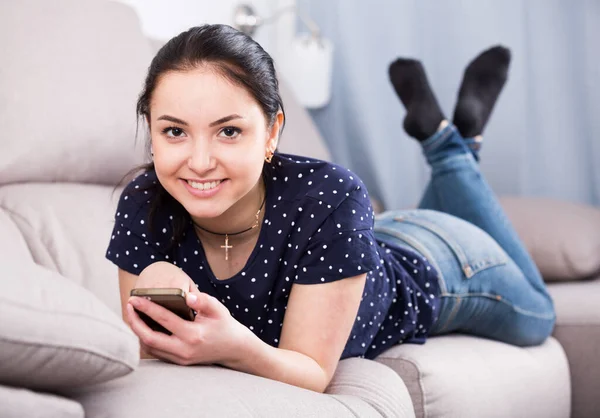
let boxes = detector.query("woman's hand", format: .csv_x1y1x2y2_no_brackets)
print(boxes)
126,285,253,366
135,261,196,293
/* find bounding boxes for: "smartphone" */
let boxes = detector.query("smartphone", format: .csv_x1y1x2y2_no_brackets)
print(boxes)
130,288,196,335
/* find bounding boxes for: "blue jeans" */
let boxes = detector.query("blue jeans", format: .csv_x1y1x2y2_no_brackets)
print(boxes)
373,124,555,346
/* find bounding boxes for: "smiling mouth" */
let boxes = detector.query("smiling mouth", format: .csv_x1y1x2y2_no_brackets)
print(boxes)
186,179,223,191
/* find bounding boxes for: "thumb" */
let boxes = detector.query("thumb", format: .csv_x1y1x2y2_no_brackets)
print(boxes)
186,291,227,317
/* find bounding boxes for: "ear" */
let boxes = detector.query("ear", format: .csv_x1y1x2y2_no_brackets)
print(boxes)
266,110,284,153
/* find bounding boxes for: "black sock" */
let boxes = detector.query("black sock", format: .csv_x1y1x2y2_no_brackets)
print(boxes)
452,46,511,138
388,58,445,141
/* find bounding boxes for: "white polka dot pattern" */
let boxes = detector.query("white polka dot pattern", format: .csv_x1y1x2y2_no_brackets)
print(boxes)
106,153,441,360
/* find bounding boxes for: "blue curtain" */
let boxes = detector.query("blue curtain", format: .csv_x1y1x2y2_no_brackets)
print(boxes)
299,0,600,210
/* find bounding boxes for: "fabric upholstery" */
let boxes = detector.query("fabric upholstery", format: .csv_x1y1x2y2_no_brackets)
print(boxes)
0,0,149,186
548,277,600,418
326,357,415,418
499,196,600,281
375,335,570,418
0,258,138,391
0,183,123,314
66,359,413,418
0,385,84,418
0,208,33,262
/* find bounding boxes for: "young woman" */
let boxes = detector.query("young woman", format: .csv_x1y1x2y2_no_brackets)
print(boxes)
108,24,555,393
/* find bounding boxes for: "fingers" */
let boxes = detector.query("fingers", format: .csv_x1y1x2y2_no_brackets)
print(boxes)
141,343,192,366
127,299,187,351
186,291,229,318
187,277,202,296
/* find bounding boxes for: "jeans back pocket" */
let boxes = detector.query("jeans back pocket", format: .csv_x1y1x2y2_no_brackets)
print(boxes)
375,210,508,280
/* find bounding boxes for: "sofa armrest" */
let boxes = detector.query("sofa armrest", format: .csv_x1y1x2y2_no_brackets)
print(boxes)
327,358,416,418
67,360,413,418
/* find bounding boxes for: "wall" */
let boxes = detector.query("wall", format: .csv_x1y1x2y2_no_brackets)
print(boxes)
114,0,295,63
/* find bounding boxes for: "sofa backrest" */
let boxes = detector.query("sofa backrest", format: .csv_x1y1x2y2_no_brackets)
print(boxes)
0,0,151,186
0,0,329,188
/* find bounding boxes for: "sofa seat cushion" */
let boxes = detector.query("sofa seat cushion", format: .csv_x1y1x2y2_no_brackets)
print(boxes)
548,277,600,418
66,358,415,418
0,384,84,418
375,335,570,418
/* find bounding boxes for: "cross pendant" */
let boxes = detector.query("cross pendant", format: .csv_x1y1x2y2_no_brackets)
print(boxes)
221,234,233,261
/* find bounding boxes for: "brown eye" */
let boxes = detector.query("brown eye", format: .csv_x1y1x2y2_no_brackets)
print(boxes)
219,126,241,139
161,127,186,138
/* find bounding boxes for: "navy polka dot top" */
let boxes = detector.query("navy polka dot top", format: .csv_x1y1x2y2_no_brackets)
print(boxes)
106,153,441,360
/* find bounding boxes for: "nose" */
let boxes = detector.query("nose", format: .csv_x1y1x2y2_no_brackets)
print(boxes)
187,138,215,173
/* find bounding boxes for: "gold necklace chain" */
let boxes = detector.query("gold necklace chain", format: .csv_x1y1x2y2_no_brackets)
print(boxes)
193,196,266,261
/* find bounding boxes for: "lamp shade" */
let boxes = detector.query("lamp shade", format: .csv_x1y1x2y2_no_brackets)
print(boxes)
279,33,333,109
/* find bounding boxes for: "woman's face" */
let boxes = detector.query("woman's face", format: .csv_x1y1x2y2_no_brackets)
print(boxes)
149,66,280,222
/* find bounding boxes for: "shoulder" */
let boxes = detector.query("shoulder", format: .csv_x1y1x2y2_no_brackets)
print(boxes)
114,170,174,244
268,153,368,208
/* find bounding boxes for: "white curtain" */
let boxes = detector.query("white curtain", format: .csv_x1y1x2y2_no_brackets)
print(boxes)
299,0,600,209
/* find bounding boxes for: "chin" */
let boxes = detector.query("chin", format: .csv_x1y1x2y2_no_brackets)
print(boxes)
180,199,229,220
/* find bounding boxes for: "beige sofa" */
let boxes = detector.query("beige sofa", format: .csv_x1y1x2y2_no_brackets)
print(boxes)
1,1,598,417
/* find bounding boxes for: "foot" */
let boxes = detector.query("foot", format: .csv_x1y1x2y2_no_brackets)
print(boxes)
388,58,445,141
452,46,511,138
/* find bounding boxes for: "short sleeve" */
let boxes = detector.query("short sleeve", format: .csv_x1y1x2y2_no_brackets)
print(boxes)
295,187,380,284
106,173,170,275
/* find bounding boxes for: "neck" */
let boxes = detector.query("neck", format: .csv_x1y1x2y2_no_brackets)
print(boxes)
192,178,266,237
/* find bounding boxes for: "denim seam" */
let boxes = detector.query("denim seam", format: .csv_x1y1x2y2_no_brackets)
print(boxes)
393,214,509,278
434,295,462,334
463,137,482,161
373,226,447,294
431,153,477,176
440,292,556,320
422,125,456,154
398,216,493,278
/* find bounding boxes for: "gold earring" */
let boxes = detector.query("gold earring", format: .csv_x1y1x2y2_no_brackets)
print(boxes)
265,150,274,163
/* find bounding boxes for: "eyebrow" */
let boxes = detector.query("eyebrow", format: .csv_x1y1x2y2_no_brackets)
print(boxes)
156,114,243,127
208,114,244,127
157,115,188,126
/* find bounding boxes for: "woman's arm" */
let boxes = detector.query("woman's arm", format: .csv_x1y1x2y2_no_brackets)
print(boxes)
124,265,366,392
222,273,367,393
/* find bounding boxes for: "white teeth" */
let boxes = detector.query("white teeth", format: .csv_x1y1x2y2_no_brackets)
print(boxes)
187,180,222,191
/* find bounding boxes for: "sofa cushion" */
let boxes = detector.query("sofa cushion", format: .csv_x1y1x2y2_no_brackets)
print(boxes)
0,385,84,418
0,0,149,186
326,357,415,417
548,277,600,418
375,335,570,418
66,359,413,418
499,196,600,281
0,183,123,314
0,209,33,262
0,258,139,391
